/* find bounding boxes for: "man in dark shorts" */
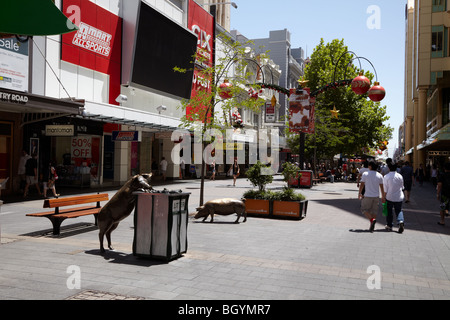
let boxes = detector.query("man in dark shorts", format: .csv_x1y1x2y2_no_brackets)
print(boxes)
400,161,414,203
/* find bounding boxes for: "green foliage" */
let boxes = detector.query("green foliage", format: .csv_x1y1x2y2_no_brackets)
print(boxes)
271,188,305,202
246,161,273,191
175,33,267,133
286,38,393,160
281,162,301,188
242,188,305,202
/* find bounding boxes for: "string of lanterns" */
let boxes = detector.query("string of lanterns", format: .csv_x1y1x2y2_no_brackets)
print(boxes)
219,76,385,102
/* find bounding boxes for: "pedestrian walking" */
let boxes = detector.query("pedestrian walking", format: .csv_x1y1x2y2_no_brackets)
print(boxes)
357,161,369,193
358,161,385,232
160,157,168,182
209,160,216,181
229,159,240,187
431,164,438,188
383,162,405,233
415,164,425,186
17,149,31,192
42,161,60,199
400,161,415,203
23,153,42,198
437,162,450,226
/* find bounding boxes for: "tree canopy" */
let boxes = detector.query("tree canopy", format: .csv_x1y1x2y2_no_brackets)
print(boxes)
287,38,393,161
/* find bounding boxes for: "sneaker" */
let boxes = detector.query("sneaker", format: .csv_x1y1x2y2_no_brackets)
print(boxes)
398,222,404,234
370,219,376,232
385,225,392,231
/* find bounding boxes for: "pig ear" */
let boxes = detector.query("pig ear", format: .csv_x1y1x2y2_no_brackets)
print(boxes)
196,206,204,211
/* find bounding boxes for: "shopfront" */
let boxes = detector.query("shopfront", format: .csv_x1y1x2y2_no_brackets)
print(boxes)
0,88,83,196
23,116,102,189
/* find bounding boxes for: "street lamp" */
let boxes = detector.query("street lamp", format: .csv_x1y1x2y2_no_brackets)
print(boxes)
208,2,238,9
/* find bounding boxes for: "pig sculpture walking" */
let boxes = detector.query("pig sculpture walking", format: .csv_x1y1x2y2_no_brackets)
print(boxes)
98,173,153,253
194,198,247,223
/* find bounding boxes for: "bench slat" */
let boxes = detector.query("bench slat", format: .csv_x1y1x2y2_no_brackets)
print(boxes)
26,206,98,218
54,208,101,219
43,194,109,208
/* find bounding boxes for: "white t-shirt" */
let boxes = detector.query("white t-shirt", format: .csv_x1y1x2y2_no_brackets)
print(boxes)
383,171,405,202
359,167,369,178
160,159,168,171
361,170,384,197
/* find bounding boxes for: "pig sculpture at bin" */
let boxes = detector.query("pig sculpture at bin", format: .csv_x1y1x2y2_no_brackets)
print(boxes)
194,198,247,224
98,173,153,253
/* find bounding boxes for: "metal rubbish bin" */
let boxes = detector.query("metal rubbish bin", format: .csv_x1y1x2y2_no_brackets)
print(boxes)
133,191,190,261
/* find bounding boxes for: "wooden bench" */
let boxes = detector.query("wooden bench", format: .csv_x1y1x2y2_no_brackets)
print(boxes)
26,193,109,235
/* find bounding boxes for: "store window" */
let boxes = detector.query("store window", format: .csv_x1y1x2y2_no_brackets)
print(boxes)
0,122,12,188
432,26,447,58
432,0,447,12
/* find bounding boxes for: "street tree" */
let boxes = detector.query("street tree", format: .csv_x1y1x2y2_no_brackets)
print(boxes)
286,38,393,163
175,33,268,206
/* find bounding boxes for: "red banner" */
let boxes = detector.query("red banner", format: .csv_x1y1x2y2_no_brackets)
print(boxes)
289,88,315,134
187,0,214,121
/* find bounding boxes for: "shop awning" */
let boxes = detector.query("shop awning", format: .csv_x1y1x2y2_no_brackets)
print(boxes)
0,0,77,37
417,124,450,151
0,88,84,115
81,101,182,131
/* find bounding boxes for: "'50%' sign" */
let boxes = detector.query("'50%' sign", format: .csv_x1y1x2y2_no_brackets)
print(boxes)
71,137,92,158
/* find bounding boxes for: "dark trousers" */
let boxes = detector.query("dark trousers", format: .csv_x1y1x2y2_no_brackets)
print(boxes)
386,200,404,228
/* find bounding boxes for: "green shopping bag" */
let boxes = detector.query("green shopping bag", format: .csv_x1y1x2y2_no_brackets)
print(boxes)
382,202,388,217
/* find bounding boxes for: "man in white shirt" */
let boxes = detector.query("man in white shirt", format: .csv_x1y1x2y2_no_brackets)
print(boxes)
383,162,405,233
359,161,386,232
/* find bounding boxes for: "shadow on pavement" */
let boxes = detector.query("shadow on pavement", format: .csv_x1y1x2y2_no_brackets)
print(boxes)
313,194,450,236
85,249,171,267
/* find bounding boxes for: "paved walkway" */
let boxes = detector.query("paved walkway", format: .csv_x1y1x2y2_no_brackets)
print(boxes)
1,175,449,301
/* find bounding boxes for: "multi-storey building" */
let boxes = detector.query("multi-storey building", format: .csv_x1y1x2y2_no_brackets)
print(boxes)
0,0,282,198
403,0,450,170
242,29,305,123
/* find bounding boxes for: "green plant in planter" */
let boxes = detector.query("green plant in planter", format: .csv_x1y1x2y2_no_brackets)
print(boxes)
271,188,305,202
281,162,301,188
243,161,306,202
246,161,273,192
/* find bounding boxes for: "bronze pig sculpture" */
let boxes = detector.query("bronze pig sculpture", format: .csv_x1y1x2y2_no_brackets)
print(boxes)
194,198,247,223
98,173,153,253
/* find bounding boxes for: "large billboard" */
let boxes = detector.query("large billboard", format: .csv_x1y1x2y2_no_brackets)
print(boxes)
130,1,197,100
0,37,29,92
187,0,214,120
62,0,122,105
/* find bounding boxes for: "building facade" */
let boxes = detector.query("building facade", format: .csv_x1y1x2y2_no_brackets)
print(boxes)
0,0,283,198
403,0,450,169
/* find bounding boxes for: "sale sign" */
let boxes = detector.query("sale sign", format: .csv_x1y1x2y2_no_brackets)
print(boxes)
72,137,92,159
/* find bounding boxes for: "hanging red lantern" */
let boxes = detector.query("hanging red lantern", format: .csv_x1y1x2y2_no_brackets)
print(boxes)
351,72,371,95
219,79,233,99
368,82,386,102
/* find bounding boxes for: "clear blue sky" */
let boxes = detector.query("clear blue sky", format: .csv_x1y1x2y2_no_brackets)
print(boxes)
230,0,407,158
